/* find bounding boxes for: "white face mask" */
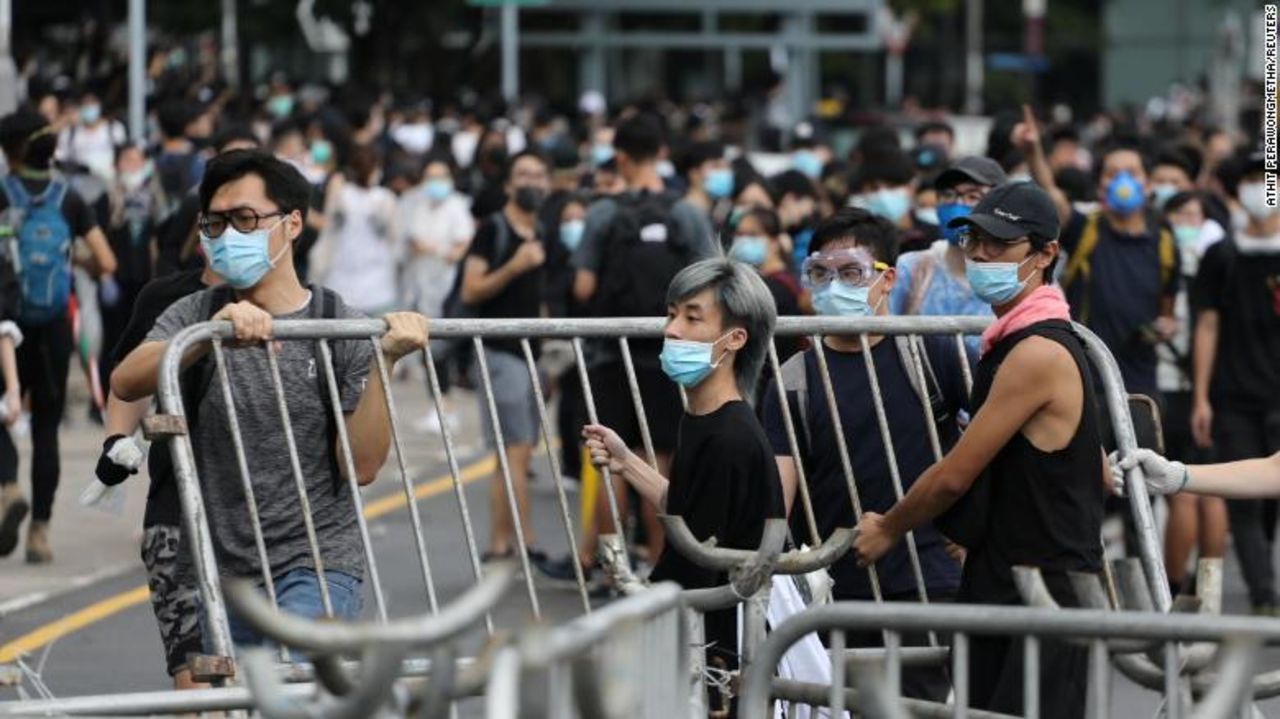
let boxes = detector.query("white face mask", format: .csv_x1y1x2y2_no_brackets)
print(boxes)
1239,182,1280,221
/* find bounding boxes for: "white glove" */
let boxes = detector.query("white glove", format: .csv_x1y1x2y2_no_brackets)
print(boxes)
107,435,145,470
79,479,126,516
1110,448,1188,497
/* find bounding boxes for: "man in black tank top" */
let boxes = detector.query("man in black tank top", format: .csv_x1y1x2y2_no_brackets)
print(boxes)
853,183,1110,719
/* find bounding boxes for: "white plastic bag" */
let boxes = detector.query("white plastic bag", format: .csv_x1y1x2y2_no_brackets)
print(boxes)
79,479,126,516
770,572,848,719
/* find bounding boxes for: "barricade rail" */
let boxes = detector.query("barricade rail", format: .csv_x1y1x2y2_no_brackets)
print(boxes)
0,313,1213,716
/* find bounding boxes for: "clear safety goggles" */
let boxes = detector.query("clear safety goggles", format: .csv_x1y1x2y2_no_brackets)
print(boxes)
800,248,890,289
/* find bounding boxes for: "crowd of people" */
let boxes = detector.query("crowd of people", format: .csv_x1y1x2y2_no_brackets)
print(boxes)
0,70,1272,718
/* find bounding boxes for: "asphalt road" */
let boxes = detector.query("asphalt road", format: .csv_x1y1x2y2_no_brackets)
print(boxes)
0,377,1278,716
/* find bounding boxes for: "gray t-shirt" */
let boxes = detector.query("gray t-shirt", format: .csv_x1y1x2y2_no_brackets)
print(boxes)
146,289,374,580
570,193,719,273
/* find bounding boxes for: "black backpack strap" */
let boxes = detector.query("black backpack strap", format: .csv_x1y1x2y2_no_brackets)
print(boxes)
308,284,346,495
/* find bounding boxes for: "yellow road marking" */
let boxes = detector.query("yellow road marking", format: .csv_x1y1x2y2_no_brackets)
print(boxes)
0,455,497,662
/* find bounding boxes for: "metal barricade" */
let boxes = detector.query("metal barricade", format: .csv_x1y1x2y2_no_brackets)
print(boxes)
0,312,1208,715
738,592,1277,719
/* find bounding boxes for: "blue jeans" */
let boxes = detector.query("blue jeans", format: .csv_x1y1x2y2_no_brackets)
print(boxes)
205,568,364,654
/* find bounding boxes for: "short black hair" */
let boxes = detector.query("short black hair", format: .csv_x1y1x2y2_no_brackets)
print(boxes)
1094,140,1150,179
1152,145,1202,182
1164,189,1204,215
1048,125,1080,146
0,109,48,164
771,169,817,200
199,149,312,223
740,206,781,238
679,140,724,177
502,148,549,183
212,124,261,153
158,99,197,139
808,207,899,265
915,120,954,142
1054,167,1094,204
613,114,663,163
849,152,914,192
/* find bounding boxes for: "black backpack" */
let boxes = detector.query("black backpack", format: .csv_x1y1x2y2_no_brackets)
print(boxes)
592,191,690,320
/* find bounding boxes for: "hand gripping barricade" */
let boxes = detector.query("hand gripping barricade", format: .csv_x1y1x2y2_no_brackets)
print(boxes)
0,314,1267,717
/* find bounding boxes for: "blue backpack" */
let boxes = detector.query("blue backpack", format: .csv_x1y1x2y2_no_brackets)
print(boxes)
1,176,73,325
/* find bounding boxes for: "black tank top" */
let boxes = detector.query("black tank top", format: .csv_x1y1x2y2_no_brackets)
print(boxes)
957,320,1106,606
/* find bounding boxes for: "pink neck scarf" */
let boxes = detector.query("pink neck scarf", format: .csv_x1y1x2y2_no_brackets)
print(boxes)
979,285,1072,357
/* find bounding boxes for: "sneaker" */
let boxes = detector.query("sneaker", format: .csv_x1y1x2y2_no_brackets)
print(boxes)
535,554,592,585
0,485,29,557
26,520,51,564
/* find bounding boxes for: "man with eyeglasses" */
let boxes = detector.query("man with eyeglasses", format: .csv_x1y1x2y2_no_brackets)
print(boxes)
113,149,429,647
890,157,1006,358
761,207,971,702
853,182,1110,719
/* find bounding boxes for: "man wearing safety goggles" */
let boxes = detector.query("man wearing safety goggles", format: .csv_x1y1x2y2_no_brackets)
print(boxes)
890,157,1007,357
763,207,971,702
853,182,1110,719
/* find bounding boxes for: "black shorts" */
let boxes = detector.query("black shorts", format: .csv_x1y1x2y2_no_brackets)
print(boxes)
588,361,682,454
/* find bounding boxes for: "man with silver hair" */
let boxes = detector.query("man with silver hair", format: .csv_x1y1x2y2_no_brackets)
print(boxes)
584,258,784,710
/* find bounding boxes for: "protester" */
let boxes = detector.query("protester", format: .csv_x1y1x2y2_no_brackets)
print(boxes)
113,149,428,642
458,149,554,566
399,154,474,433
770,169,820,266
1156,189,1227,597
763,207,968,701
583,258,782,710
57,91,127,182
727,206,804,374
0,322,23,558
1188,150,1280,614
1013,105,1179,400
558,114,718,584
0,108,118,563
890,156,1006,356
847,149,935,252
853,182,1108,718
309,144,400,315
681,140,733,218
153,100,207,221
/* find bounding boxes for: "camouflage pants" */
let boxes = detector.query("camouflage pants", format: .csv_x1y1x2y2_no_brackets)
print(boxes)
141,524,202,676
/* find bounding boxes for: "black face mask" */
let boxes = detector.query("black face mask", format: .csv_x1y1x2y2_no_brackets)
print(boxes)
514,186,547,213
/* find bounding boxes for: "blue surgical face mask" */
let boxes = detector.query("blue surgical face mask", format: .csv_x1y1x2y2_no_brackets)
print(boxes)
79,104,101,125
1150,183,1179,210
424,178,453,202
703,168,734,200
591,143,614,166
310,139,333,166
855,188,911,223
729,235,768,266
201,218,289,290
965,255,1037,306
560,219,585,252
936,202,972,245
812,275,884,317
660,332,733,388
267,94,294,119
1105,171,1146,216
793,150,823,179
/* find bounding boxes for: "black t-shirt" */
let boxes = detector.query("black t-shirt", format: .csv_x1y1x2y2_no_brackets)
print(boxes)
110,268,208,527
762,336,967,599
1191,238,1280,412
650,400,784,670
106,190,157,285
1061,210,1180,398
466,212,545,356
155,192,201,276
0,176,98,239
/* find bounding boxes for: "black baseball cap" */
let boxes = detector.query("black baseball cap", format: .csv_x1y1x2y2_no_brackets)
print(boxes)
947,181,1060,241
935,156,1007,191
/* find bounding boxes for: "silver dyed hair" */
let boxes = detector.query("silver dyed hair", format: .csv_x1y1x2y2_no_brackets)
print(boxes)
666,258,778,397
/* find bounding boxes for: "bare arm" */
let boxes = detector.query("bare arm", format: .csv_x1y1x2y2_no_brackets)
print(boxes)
876,338,1069,544
1012,104,1072,229
105,391,152,435
339,313,428,486
572,268,597,305
0,334,18,423
618,450,671,510
1191,309,1218,448
775,457,799,518
84,226,119,276
584,423,669,509
1186,454,1280,498
112,340,210,402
